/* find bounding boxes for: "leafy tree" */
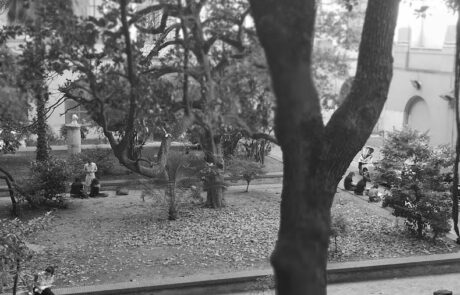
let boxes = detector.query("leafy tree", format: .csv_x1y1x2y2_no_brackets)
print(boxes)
249,0,400,293
0,0,75,162
0,45,30,216
314,0,365,109
227,157,266,192
56,0,276,209
376,129,454,239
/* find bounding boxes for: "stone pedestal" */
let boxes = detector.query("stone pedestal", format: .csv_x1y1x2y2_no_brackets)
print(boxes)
66,115,81,155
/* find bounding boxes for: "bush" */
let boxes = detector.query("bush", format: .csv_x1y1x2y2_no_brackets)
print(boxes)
30,158,71,202
375,128,454,239
67,148,115,178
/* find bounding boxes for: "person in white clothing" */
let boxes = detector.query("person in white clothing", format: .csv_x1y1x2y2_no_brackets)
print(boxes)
83,161,97,192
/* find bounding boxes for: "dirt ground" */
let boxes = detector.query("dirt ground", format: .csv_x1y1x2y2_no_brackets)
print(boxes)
1,183,458,289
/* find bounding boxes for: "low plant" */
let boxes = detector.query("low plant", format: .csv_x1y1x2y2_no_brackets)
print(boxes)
142,152,204,220
329,213,348,256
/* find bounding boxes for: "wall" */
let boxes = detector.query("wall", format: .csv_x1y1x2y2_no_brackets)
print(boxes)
381,25,457,146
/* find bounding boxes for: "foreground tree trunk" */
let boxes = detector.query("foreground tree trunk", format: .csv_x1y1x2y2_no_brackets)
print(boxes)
249,0,400,293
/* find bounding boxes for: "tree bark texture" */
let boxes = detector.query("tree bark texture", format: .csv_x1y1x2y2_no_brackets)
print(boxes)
35,91,49,162
249,0,400,294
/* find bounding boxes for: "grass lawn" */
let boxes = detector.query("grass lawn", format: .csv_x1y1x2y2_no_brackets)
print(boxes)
0,183,458,290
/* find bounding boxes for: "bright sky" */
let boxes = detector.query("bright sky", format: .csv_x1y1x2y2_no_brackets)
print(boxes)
397,0,457,47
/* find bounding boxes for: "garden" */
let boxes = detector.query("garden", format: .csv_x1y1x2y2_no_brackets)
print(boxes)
2,0,460,294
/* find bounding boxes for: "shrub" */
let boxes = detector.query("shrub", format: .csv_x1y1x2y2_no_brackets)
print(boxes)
375,128,454,239
226,157,266,192
30,158,71,202
329,213,348,256
67,148,115,178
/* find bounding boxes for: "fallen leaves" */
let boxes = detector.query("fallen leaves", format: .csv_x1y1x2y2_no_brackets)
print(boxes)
12,188,458,288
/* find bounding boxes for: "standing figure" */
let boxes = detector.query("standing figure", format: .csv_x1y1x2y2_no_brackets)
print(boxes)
358,146,374,175
83,160,97,193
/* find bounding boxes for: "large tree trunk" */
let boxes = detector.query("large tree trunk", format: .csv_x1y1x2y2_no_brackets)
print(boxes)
249,0,400,293
201,131,225,208
35,90,49,162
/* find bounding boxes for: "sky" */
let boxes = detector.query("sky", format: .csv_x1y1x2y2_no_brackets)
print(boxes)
397,0,457,48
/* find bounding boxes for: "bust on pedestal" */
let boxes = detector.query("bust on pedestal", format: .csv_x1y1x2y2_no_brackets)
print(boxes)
66,114,81,155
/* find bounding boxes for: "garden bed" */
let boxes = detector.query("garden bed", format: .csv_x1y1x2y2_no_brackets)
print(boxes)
0,185,458,290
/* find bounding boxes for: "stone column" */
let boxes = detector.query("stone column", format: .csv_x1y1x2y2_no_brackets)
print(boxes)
66,114,81,155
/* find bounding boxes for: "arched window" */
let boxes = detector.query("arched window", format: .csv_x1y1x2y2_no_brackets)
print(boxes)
404,96,431,133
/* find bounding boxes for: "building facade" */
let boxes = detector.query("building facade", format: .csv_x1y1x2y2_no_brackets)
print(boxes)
379,24,456,146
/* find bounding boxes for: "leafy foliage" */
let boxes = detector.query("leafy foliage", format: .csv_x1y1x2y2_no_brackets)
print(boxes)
313,0,365,109
376,129,454,239
0,212,53,294
29,157,71,203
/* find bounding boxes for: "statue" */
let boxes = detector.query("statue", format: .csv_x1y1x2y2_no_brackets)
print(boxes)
69,114,80,127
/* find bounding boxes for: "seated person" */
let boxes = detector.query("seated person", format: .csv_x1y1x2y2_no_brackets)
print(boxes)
368,184,381,202
362,167,371,182
89,178,101,197
70,178,87,198
343,172,356,191
33,266,55,295
354,177,367,195
89,178,108,198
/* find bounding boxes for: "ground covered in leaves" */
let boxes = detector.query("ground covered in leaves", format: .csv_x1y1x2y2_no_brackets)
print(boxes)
2,183,459,289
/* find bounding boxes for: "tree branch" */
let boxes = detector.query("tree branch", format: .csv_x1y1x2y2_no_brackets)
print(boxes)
322,0,400,181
